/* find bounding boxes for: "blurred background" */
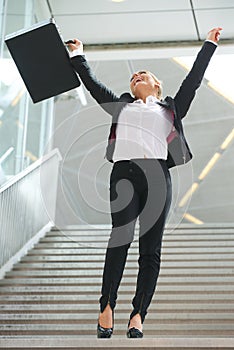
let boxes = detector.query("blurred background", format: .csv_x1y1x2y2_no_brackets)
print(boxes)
0,0,234,226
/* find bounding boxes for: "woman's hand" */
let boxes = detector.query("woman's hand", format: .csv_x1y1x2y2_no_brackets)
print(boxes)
206,27,223,43
66,39,83,52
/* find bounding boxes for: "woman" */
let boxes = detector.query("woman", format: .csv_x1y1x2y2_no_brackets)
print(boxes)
67,27,222,338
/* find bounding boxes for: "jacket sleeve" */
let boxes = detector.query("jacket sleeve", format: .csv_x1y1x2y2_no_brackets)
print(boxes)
174,41,217,119
71,55,119,115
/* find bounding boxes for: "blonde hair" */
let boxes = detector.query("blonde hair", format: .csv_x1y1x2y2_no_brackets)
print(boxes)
146,70,163,99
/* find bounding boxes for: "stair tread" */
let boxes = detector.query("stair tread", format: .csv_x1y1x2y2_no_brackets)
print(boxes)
1,301,234,309
0,294,233,301
1,323,234,330
1,337,234,349
33,243,234,251
6,268,234,276
21,254,234,261
1,275,234,283
13,261,234,267
1,312,234,320
40,235,234,242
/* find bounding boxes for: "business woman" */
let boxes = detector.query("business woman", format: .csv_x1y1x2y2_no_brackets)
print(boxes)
67,27,222,338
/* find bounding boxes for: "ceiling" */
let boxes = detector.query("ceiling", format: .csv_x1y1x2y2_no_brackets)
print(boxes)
36,0,234,45
33,0,234,226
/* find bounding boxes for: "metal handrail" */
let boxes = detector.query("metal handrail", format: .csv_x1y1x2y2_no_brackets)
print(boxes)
0,148,61,193
0,148,62,272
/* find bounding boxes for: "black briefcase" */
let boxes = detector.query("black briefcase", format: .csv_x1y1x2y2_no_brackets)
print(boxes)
5,18,80,103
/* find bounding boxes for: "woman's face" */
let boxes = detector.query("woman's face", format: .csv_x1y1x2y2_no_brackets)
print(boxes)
130,70,159,97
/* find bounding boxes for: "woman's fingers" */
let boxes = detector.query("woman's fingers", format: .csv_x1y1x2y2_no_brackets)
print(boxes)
207,27,223,43
66,38,83,51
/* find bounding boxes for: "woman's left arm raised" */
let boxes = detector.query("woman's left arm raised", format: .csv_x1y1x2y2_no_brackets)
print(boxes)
174,27,222,119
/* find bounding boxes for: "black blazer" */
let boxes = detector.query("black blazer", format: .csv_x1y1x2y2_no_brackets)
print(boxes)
71,41,216,169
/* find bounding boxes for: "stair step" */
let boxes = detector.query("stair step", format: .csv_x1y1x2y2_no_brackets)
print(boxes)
40,234,234,242
1,337,234,349
21,251,234,263
0,323,234,339
12,261,234,268
1,285,234,293
6,268,234,277
0,294,233,303
27,249,234,257
33,242,234,251
0,276,234,291
0,303,234,323
1,323,234,331
0,274,234,284
49,227,234,234
1,303,234,312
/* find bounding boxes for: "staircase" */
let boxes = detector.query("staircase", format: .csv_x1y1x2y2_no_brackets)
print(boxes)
0,224,234,349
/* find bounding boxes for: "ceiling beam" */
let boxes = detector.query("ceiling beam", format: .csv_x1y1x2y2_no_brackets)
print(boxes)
84,39,234,51
189,0,201,41
84,40,234,61
45,0,54,18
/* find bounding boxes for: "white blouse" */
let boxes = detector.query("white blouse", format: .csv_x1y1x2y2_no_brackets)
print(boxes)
113,95,173,162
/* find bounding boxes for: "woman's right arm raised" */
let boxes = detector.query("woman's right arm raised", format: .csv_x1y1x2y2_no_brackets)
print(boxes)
67,39,119,115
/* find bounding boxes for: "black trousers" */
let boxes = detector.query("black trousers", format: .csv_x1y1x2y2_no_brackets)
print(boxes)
99,158,172,323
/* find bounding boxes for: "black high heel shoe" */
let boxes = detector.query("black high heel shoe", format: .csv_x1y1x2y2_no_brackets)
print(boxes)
126,320,143,338
97,310,114,338
97,323,113,338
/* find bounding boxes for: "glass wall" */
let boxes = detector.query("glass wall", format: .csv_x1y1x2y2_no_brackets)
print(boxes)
0,0,54,186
